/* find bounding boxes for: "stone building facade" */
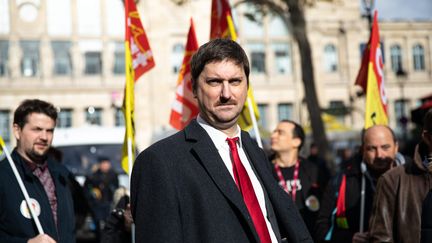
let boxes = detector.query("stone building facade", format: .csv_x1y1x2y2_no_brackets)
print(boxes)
0,0,431,151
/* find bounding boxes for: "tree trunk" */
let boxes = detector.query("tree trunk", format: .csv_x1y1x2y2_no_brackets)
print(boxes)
286,0,329,159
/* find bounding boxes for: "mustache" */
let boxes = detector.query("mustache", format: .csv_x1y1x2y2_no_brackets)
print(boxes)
216,99,237,106
372,157,394,169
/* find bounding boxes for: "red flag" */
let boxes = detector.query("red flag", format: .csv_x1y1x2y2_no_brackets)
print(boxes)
125,0,155,81
122,0,155,173
360,11,388,128
169,19,199,130
210,0,233,39
354,45,369,92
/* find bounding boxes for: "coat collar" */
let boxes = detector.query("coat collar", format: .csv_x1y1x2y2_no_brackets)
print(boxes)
184,120,261,242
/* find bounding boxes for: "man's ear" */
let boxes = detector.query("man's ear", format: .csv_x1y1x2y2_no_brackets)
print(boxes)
12,124,21,141
292,137,302,149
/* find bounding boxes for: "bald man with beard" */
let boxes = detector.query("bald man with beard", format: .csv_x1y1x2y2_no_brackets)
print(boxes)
316,125,406,243
369,109,432,243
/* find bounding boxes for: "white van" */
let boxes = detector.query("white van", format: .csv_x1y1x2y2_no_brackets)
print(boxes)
52,125,130,188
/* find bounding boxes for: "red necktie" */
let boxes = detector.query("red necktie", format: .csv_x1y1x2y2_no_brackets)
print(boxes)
226,137,272,243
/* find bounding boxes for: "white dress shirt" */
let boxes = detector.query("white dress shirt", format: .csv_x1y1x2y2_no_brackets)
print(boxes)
197,115,277,243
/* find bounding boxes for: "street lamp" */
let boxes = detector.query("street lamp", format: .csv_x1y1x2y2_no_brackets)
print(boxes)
362,0,375,31
396,68,408,140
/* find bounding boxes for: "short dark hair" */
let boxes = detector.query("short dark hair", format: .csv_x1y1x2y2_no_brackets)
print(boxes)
13,99,57,128
280,119,305,150
190,38,250,92
424,109,432,132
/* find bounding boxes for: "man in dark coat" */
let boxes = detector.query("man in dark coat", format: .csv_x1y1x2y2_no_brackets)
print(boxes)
316,125,403,243
131,38,312,243
0,99,75,243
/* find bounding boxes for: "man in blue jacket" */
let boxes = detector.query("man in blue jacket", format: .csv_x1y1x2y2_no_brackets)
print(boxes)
0,99,75,243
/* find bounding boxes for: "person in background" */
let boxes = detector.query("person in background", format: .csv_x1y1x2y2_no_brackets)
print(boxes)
307,142,331,185
101,186,132,243
131,38,312,243
0,99,75,243
368,109,432,242
270,120,324,239
84,156,119,239
316,125,406,243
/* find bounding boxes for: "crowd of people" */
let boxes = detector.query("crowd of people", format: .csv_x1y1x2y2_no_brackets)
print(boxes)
1,38,431,243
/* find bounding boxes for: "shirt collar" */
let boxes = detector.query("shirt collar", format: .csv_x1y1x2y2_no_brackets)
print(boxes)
196,115,243,150
23,158,48,172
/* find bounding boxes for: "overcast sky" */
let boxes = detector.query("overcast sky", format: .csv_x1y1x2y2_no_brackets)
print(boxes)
372,0,432,21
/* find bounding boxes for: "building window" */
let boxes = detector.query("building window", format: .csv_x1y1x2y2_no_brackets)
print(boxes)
278,103,293,121
52,41,72,75
46,0,71,35
247,43,266,74
413,44,425,71
171,43,184,74
84,52,102,75
0,40,9,76
390,45,403,73
269,15,289,37
115,107,124,127
77,0,101,36
105,0,124,36
272,43,291,75
57,108,73,128
0,0,10,34
324,44,338,72
241,3,264,38
113,42,125,74
329,100,345,123
20,41,40,77
85,107,102,125
257,104,268,130
0,110,10,144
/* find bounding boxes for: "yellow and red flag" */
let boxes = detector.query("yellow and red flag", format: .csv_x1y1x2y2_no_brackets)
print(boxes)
122,0,155,174
210,0,260,130
169,19,199,130
355,11,388,128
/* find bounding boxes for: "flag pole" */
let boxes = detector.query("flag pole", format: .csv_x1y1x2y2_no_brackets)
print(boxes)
247,97,263,148
128,137,135,243
0,137,44,234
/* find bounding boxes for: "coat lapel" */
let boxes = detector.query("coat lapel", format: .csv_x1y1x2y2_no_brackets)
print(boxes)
185,121,260,242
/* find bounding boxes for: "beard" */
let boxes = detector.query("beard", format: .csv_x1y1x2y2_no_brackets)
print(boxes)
26,148,48,164
369,157,394,175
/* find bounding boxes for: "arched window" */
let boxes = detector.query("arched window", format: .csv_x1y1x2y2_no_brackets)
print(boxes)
413,44,425,71
171,43,184,74
324,44,338,72
390,45,402,73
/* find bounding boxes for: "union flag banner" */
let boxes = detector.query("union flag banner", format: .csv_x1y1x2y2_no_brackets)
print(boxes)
358,11,388,128
169,19,199,130
0,135,4,155
210,0,232,39
210,0,260,131
122,0,155,174
126,0,155,81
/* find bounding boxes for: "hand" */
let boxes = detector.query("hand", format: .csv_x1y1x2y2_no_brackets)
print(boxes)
27,234,56,243
124,203,133,232
352,232,369,243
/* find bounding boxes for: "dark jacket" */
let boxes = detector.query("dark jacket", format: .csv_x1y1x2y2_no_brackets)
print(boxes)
369,143,432,243
131,120,312,243
269,157,323,239
0,149,75,243
101,195,131,243
315,154,376,243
